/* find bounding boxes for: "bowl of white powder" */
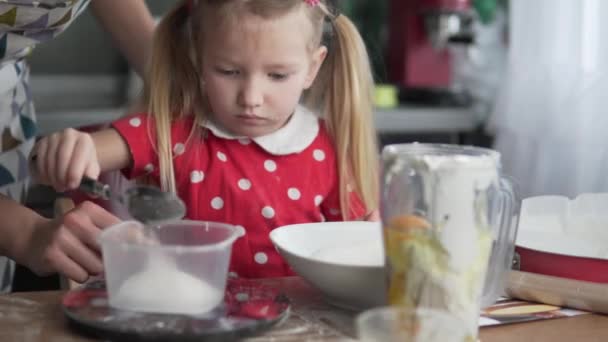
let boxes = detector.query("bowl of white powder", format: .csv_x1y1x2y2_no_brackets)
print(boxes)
99,220,243,315
270,221,386,310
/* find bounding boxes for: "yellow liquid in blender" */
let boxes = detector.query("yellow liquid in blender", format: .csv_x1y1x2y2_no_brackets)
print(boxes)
383,214,492,342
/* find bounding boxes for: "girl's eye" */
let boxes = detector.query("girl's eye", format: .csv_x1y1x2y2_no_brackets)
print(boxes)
216,68,239,76
269,73,288,81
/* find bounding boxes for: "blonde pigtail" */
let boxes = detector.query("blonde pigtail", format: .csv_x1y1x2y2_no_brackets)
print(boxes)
323,14,379,217
144,1,203,193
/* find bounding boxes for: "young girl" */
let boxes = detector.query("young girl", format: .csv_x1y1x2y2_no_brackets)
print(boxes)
32,0,379,278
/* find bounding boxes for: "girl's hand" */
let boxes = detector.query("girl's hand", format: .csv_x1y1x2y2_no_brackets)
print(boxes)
31,128,100,192
364,210,380,222
19,201,120,283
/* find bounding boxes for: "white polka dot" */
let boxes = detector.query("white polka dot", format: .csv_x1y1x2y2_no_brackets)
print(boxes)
238,138,251,145
235,225,246,237
254,252,268,264
236,292,249,301
261,206,275,219
287,188,301,200
264,160,277,172
313,149,326,161
228,272,239,278
190,170,204,183
330,208,340,216
320,214,326,222
217,151,227,162
211,197,224,210
144,164,154,173
173,143,185,155
238,179,252,190
314,195,323,206
129,117,142,127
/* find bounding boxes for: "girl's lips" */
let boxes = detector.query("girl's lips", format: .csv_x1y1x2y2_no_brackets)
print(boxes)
236,114,267,125
237,114,266,121
237,113,263,119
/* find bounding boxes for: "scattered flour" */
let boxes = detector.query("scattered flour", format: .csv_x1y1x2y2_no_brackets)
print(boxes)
112,253,223,315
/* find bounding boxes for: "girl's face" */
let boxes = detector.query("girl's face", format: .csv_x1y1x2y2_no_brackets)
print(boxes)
200,8,326,138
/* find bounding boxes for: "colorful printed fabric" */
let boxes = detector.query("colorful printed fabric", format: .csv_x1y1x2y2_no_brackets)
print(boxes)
0,0,90,293
0,0,90,62
112,106,367,279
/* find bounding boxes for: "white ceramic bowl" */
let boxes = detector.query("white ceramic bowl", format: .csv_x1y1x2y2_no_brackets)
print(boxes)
269,221,385,310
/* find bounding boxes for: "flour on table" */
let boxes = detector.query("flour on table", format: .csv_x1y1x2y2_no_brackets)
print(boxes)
111,253,223,315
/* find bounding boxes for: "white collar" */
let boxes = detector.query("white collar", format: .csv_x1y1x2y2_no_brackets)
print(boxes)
202,105,320,155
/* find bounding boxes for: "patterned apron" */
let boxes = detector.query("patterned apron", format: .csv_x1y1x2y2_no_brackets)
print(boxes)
0,0,90,292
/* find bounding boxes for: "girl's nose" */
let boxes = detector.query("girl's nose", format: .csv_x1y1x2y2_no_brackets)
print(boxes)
238,78,264,108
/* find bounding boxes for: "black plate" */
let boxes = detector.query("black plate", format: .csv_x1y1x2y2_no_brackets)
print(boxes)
62,278,290,341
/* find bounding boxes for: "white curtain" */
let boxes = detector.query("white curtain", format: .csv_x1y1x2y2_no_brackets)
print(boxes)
488,0,608,198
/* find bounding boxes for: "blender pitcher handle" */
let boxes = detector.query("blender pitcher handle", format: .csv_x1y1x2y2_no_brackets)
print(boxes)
497,178,518,258
480,177,518,308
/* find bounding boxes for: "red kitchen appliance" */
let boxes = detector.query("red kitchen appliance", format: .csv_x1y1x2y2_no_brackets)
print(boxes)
387,0,474,96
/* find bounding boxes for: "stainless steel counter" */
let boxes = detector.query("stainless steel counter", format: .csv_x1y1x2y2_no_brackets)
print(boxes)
375,107,477,133
31,76,478,136
36,107,478,136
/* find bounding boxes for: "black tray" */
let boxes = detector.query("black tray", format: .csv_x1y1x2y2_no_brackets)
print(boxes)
62,278,290,341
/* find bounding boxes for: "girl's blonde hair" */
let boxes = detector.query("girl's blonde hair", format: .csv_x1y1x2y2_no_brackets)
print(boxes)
145,0,379,216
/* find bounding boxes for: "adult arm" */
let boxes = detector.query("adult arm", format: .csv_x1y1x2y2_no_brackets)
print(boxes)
0,195,120,282
89,0,156,77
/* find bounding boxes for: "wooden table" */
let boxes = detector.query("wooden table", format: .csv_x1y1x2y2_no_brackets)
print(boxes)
1,277,608,341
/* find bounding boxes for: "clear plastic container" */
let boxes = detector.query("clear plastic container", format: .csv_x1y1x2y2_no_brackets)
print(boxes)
356,306,469,342
381,143,518,339
99,220,242,315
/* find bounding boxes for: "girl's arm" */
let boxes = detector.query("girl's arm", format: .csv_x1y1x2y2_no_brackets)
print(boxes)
89,0,156,77
31,128,130,192
364,210,380,222
92,128,131,174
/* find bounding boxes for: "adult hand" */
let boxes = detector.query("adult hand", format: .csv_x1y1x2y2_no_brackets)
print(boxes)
18,201,119,283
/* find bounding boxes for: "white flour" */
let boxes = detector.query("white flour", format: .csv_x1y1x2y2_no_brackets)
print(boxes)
112,253,223,315
382,147,500,340
420,154,498,271
311,240,383,266
416,153,497,338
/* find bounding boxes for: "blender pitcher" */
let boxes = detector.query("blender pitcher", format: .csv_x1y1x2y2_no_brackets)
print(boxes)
381,143,517,340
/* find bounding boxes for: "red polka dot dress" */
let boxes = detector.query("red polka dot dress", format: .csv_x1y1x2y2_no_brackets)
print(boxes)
111,106,367,278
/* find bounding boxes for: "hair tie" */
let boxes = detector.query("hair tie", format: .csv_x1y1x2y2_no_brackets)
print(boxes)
304,0,321,6
309,0,341,21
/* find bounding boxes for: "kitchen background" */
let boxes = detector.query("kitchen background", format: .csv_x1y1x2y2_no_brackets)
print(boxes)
26,0,506,200
27,0,608,289
29,0,504,143
19,0,505,290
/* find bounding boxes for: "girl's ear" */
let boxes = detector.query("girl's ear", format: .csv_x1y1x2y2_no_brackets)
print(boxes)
303,46,328,89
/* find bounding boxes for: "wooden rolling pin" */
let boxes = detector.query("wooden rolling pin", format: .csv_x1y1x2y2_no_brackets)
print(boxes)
506,270,608,314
